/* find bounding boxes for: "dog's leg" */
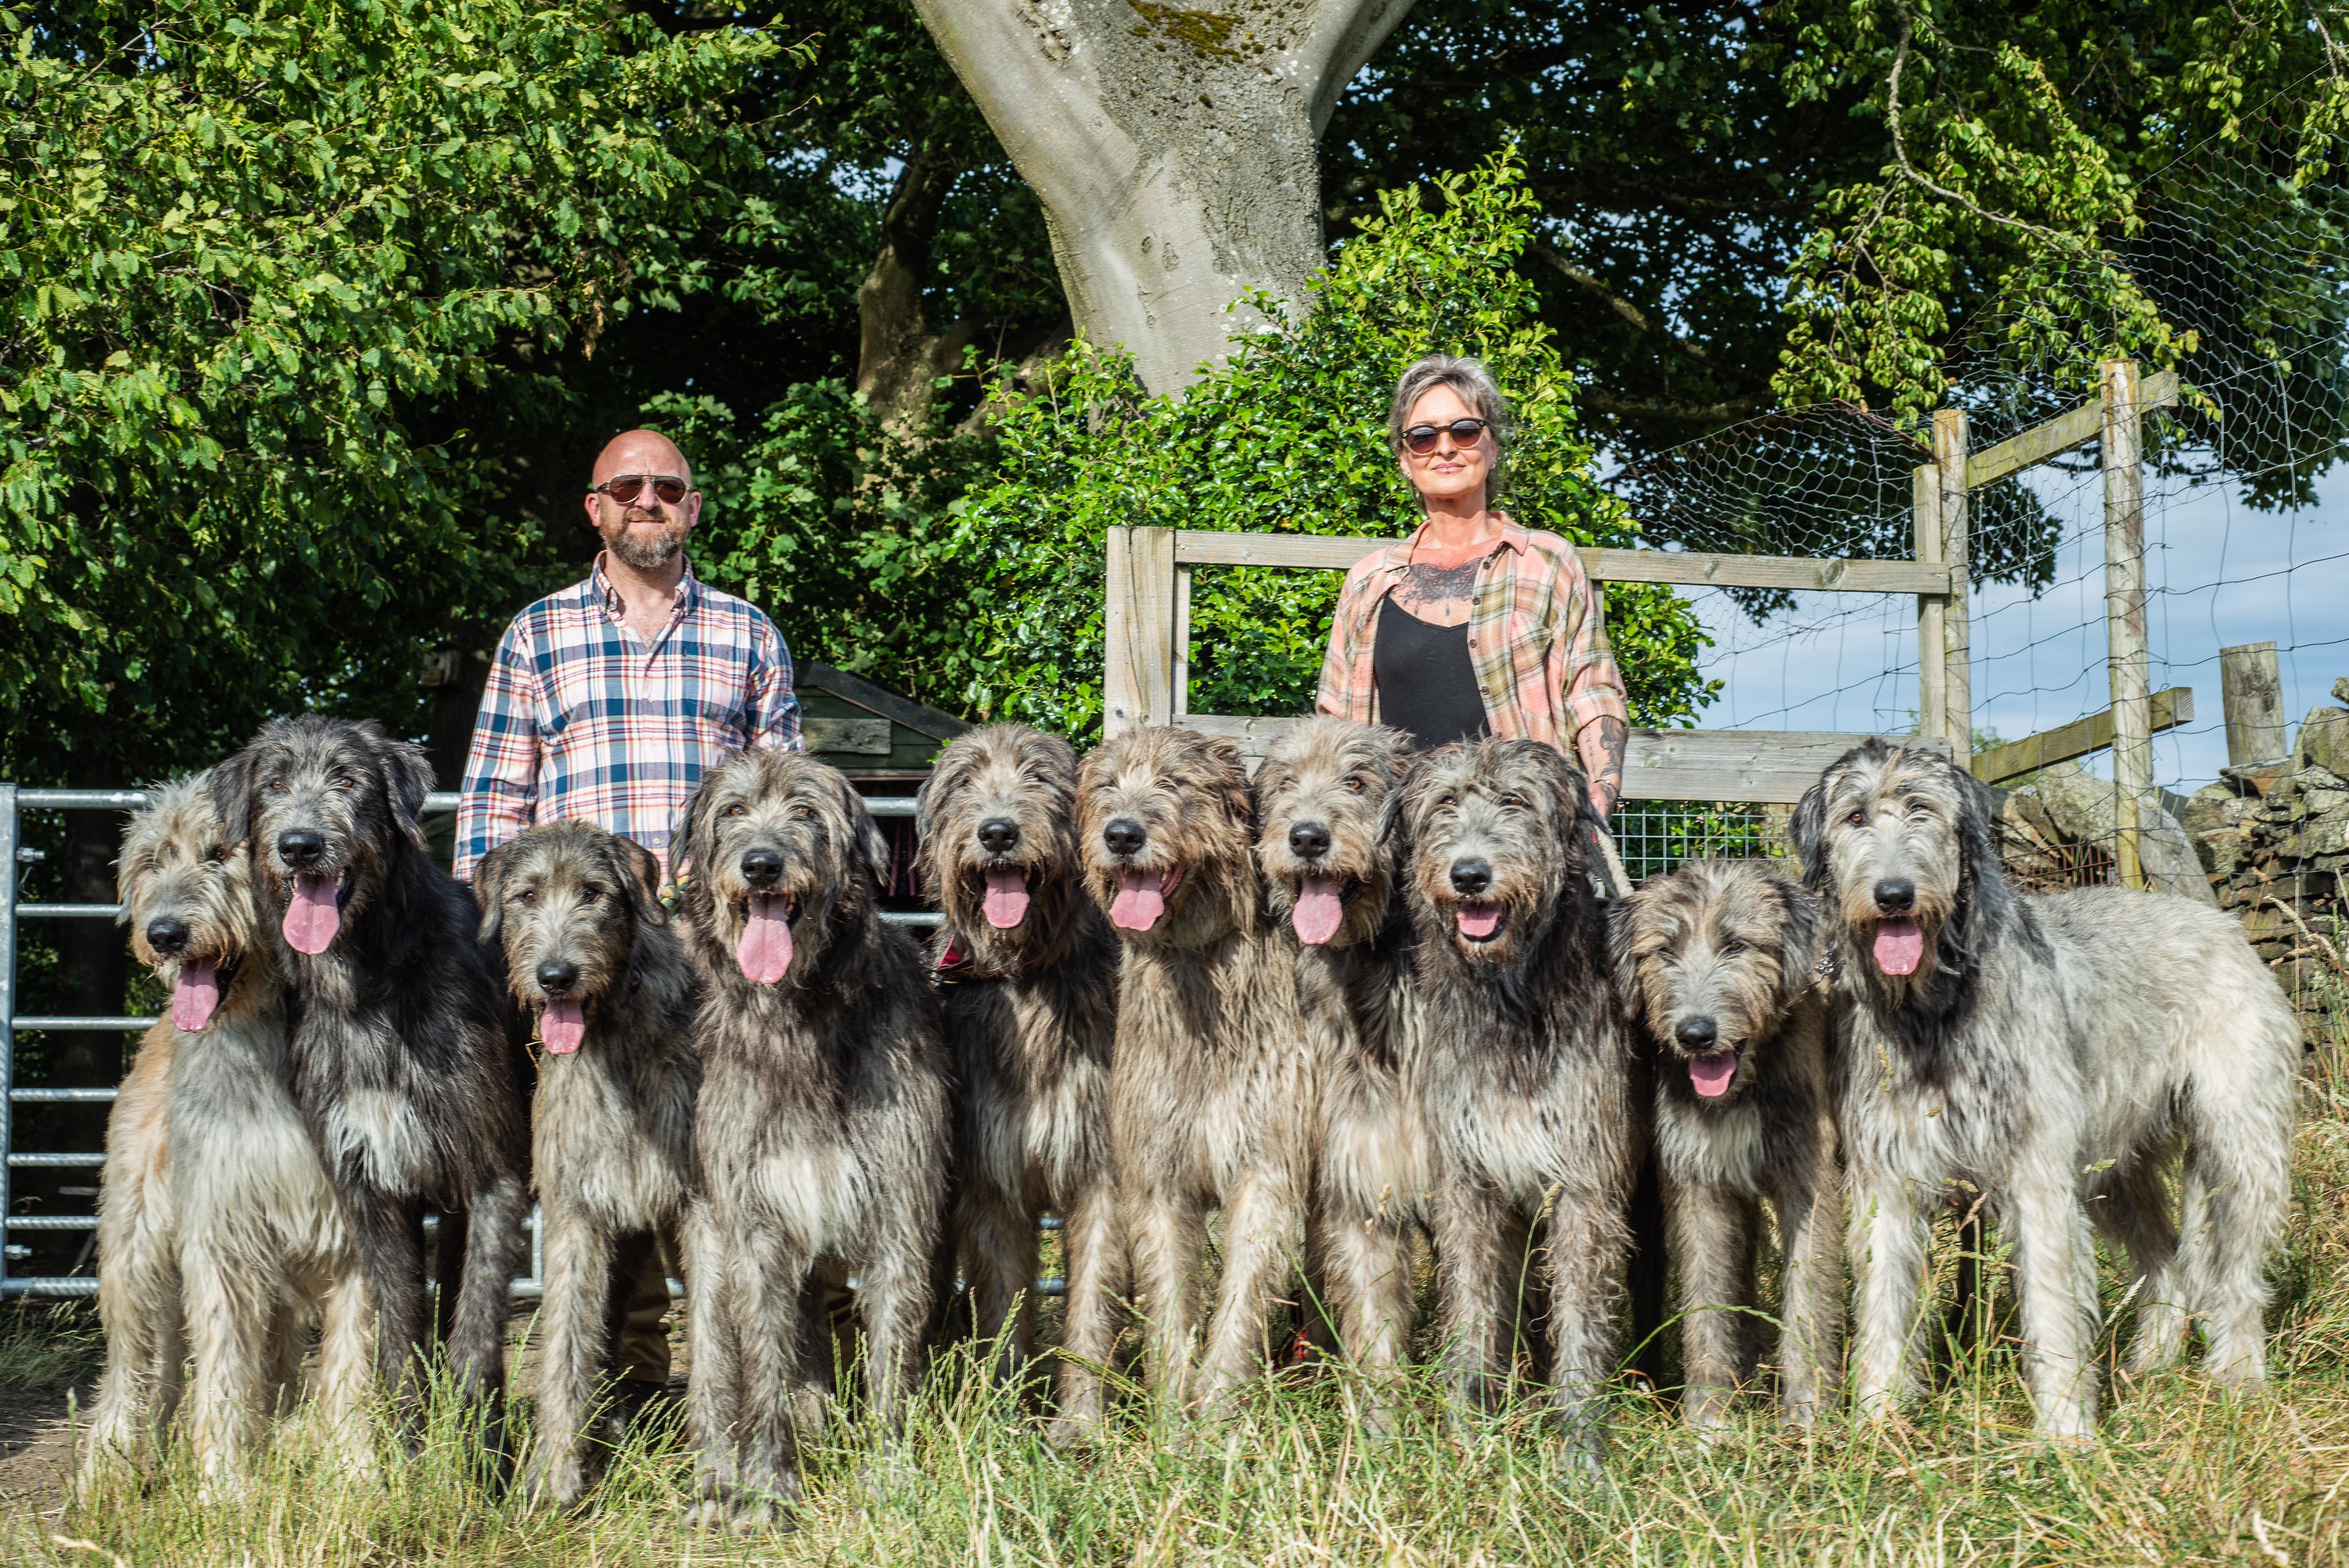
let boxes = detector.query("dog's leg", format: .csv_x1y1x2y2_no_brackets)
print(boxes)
448,1168,528,1465
1772,1149,1845,1428
2093,1153,2186,1379
78,1219,180,1490
1539,1183,1628,1471
522,1201,614,1510
1316,1192,1414,1437
313,1261,376,1476
180,1238,272,1492
1625,1147,1671,1393
2179,1063,2293,1391
1196,1173,1306,1413
962,1186,1036,1390
1848,1169,1931,1423
2007,1167,2099,1440
854,1228,935,1487
682,1205,747,1531
264,1289,307,1419
1430,1171,1512,1419
727,1227,813,1531
1667,1174,1754,1434
344,1187,432,1421
1125,1188,1207,1411
1047,1175,1124,1448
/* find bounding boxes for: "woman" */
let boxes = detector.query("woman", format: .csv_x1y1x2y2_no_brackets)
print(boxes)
1315,355,1630,822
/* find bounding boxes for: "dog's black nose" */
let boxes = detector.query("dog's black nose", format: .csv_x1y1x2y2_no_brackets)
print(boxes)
978,817,1021,856
1873,879,1916,914
277,828,325,868
1103,818,1146,857
1675,1016,1719,1051
145,915,190,955
1288,822,1331,860
536,959,579,994
740,849,784,889
1449,857,1492,898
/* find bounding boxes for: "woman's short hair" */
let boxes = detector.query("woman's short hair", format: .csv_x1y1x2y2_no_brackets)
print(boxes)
1388,354,1511,498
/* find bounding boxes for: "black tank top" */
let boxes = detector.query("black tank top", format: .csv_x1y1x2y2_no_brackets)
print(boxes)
1373,596,1491,752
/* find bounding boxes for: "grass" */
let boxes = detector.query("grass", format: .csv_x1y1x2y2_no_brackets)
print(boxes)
13,1059,2349,1564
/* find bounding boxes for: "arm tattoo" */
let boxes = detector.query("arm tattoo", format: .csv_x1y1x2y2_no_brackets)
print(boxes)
1581,715,1628,818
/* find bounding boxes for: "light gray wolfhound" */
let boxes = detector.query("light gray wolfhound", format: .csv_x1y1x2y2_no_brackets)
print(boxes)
216,717,529,1447
474,821,700,1509
673,750,947,1530
916,724,1122,1445
1399,738,1643,1467
1254,717,1427,1432
81,773,370,1494
1613,858,1843,1430
1793,738,2300,1438
1078,724,1315,1414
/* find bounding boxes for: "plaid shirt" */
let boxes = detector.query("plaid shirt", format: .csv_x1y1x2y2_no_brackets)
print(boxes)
453,555,801,881
1316,518,1629,791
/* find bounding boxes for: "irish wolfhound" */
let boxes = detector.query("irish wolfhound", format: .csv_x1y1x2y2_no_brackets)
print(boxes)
1400,738,1643,1466
916,724,1121,1444
1254,717,1425,1430
1613,858,1842,1430
1079,724,1314,1414
474,821,700,1508
1793,738,2300,1437
216,717,530,1441
672,749,947,1530
81,773,371,1493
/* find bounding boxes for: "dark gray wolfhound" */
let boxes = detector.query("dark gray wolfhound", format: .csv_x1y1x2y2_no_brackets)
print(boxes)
473,821,700,1508
1613,858,1843,1431
216,717,529,1440
673,750,947,1531
81,774,372,1493
1078,724,1315,1414
1399,738,1643,1466
1253,717,1427,1432
1793,738,2300,1438
916,724,1122,1445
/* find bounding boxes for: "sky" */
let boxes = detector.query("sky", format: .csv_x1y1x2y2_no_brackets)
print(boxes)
1679,457,2349,794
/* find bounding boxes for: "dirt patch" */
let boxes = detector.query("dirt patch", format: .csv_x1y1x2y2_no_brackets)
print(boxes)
0,1382,81,1526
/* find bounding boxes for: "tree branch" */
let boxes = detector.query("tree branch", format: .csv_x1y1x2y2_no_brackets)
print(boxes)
1884,13,2071,246
1527,241,1723,368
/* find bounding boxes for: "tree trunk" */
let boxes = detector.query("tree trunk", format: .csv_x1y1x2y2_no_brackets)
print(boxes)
856,120,981,426
910,0,1414,395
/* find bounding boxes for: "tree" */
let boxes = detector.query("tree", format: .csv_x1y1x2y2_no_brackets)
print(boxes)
910,0,1416,393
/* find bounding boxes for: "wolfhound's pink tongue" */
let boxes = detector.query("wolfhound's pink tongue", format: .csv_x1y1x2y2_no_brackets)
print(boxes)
1293,876,1345,945
736,896,793,984
983,869,1031,930
1457,902,1503,939
283,874,341,954
540,998,586,1055
171,962,221,1033
1873,917,1925,976
1110,871,1168,932
1690,1051,1737,1098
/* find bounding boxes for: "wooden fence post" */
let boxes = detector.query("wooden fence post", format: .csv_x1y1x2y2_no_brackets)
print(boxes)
2102,359,2152,890
1102,525,1177,738
2220,641,2288,765
1933,409,1972,755
1914,463,1946,746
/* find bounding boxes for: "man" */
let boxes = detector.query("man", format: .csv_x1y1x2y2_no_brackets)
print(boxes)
455,427,799,1408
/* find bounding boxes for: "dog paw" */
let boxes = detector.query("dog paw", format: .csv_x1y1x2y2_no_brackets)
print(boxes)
680,1498,732,1533
1042,1412,1103,1454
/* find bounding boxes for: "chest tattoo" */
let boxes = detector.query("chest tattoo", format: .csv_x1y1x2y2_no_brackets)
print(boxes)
1398,559,1478,620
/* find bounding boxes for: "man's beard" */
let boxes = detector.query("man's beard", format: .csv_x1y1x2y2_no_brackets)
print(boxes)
600,513,686,571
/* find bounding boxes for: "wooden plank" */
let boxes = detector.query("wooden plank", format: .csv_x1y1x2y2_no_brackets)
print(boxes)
1103,525,1179,737
1176,715,1950,804
2221,641,2288,764
1972,687,2194,785
1965,367,2180,489
1170,531,1952,594
796,660,969,741
1172,564,1192,719
1935,409,1973,754
2104,358,2152,888
803,717,892,756
1914,462,1945,753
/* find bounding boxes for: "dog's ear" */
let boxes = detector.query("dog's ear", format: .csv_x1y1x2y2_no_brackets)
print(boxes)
1776,875,1825,1008
1604,896,1646,1032
378,735,436,855
1204,734,1255,832
616,834,667,927
1789,775,1829,894
670,768,719,888
213,742,257,852
473,840,510,947
846,779,893,892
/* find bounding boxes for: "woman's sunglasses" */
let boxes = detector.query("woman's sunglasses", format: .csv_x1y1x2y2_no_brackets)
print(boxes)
1400,418,1492,455
592,473,692,506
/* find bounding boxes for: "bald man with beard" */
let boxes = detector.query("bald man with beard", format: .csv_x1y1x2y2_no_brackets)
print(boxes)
455,428,802,1417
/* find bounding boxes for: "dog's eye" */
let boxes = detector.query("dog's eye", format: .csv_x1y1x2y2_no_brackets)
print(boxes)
581,886,604,904
1345,777,1365,794
207,845,229,863
517,888,537,904
1499,793,1526,810
333,776,357,790
1436,792,1456,808
723,804,747,818
1847,810,1866,826
265,780,287,794
1720,939,1746,956
791,803,815,819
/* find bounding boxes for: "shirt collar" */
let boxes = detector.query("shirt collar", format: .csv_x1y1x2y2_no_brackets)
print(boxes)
587,552,700,619
1378,514,1527,576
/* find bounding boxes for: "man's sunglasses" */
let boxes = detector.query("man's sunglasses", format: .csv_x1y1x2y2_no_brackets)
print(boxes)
592,474,692,506
1400,418,1492,455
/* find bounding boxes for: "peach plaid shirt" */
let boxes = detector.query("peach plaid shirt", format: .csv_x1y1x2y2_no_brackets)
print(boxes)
1315,518,1629,785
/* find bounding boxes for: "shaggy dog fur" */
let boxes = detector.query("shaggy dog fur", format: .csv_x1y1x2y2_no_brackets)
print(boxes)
1794,738,2301,1437
474,822,699,1508
1614,859,1842,1430
1079,724,1314,1413
216,717,529,1437
916,724,1121,1445
1254,717,1427,1431
1400,738,1643,1466
673,749,947,1530
81,773,371,1493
